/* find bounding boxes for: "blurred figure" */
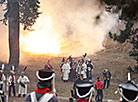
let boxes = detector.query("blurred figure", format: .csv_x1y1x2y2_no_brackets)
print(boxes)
95,76,103,102
87,59,94,80
0,64,6,102
44,60,53,70
8,65,16,97
102,69,111,89
25,69,58,102
81,59,87,80
60,57,65,80
82,52,87,62
0,64,6,92
76,59,83,79
17,71,30,97
62,60,71,82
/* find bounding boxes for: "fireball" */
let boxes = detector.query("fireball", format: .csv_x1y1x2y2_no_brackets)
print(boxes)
20,17,61,54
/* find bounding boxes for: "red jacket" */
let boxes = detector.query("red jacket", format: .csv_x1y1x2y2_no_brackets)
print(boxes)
95,81,103,89
77,99,88,102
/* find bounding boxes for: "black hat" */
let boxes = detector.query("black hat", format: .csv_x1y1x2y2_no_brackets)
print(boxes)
119,82,138,101
36,69,55,81
75,82,94,99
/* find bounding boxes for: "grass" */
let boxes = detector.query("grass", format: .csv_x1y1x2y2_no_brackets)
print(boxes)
1,50,138,102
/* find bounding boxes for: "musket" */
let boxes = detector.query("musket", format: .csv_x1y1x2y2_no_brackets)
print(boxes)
23,66,27,72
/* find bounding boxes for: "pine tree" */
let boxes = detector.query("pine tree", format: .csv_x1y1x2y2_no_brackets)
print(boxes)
0,0,41,68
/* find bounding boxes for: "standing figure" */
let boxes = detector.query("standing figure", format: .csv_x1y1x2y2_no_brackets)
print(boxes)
8,65,16,97
0,64,6,102
0,64,6,91
81,59,87,80
102,69,111,89
44,60,53,70
60,57,65,80
17,72,30,97
62,60,71,82
76,59,82,78
87,59,94,80
95,76,103,102
25,69,58,102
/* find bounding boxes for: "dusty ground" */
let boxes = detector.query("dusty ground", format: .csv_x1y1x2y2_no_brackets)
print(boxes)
1,50,138,102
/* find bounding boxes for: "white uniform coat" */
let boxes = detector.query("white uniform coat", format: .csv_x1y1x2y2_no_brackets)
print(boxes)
0,74,6,91
62,63,71,81
81,63,87,79
8,75,16,85
17,76,30,95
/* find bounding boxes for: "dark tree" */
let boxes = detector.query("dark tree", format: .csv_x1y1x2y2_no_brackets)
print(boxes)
100,0,138,73
0,0,41,68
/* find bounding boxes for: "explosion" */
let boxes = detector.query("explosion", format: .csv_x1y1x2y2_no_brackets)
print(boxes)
20,0,118,57
20,16,61,55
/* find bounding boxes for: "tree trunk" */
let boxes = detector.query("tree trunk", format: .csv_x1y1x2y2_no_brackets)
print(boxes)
8,0,20,68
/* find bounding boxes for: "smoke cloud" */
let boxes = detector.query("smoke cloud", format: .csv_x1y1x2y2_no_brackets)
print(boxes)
0,0,118,63
35,0,118,56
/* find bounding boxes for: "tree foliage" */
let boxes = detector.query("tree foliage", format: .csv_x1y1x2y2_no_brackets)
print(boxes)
0,0,41,30
101,0,138,73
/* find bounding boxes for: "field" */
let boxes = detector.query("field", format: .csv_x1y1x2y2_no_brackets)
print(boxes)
1,50,138,102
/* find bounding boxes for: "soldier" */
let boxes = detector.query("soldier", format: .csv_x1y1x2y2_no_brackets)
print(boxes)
0,64,6,102
81,59,87,80
17,71,30,97
102,69,111,89
87,59,94,80
116,73,138,102
25,68,58,102
8,65,16,97
0,64,6,92
95,76,104,102
44,60,53,70
62,60,71,82
70,76,94,102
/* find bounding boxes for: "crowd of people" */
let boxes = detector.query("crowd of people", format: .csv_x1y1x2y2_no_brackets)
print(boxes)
0,56,138,102
60,54,94,82
0,64,30,102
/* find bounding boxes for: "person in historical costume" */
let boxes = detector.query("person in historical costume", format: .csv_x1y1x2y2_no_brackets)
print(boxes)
44,60,53,70
102,69,111,89
115,73,138,102
25,69,58,102
70,75,95,102
0,64,6,92
81,59,87,80
8,65,16,97
17,71,30,97
95,76,104,102
60,57,65,80
62,60,71,82
76,59,83,78
87,59,94,80
0,64,6,102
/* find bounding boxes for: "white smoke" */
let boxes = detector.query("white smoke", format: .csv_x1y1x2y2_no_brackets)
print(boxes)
0,0,119,63
38,0,118,56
